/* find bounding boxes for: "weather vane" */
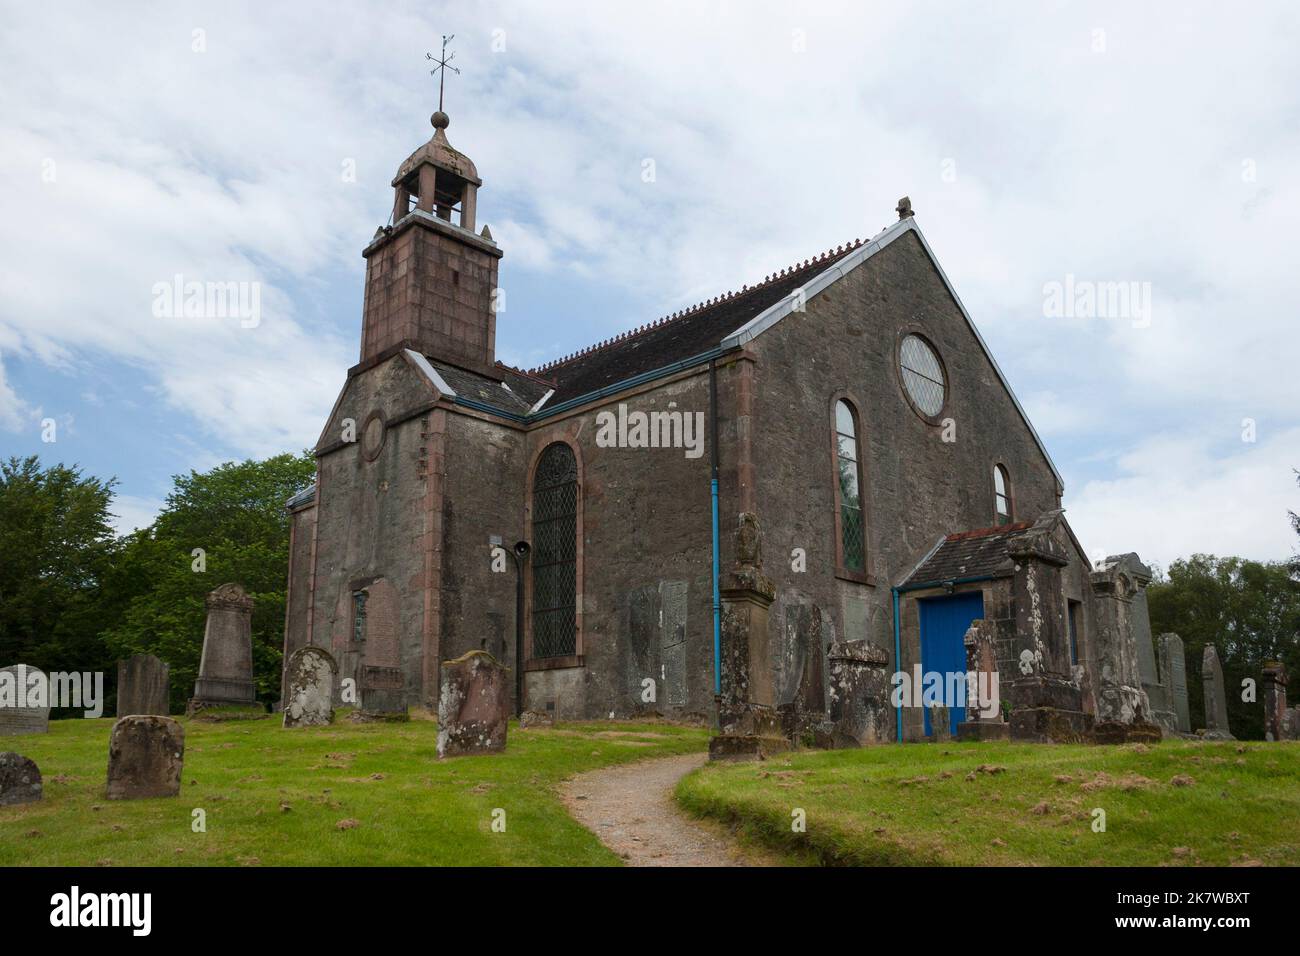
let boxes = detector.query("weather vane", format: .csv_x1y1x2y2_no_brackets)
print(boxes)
426,34,460,113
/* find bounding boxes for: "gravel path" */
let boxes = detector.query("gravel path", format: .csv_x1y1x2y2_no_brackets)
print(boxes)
560,753,775,867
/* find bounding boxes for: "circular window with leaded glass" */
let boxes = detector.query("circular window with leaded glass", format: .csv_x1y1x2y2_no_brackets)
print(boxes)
898,333,947,420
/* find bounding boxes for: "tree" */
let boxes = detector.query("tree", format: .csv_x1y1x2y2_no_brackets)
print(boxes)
103,453,314,712
1147,554,1300,739
0,457,122,701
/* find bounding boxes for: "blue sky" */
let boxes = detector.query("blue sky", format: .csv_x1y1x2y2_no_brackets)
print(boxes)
2,1,1298,568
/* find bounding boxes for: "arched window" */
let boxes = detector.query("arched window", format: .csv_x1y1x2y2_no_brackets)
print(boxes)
994,464,1012,525
834,400,865,572
531,442,578,659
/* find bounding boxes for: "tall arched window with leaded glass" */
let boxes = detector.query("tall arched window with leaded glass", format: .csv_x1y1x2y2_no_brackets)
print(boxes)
531,442,578,659
835,399,865,572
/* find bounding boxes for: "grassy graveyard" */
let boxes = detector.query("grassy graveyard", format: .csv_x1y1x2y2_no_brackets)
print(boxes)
7,715,1299,867
0,712,708,866
676,738,1300,866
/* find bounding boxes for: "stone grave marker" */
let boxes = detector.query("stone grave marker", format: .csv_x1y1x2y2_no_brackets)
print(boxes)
437,650,509,757
0,752,42,805
1158,633,1190,733
1200,644,1235,740
116,654,170,717
0,664,50,736
106,715,185,799
282,646,337,728
188,583,257,715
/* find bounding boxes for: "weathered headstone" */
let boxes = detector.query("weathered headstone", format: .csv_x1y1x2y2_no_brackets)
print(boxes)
437,650,509,757
106,715,184,799
188,583,257,714
282,646,337,728
0,664,50,735
1089,554,1159,726
928,704,952,742
1158,633,1191,733
957,620,1009,742
1200,644,1235,740
826,640,892,746
116,654,170,717
1261,662,1288,742
0,752,42,805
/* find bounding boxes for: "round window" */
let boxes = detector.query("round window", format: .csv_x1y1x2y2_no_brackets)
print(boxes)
361,412,386,461
899,334,946,417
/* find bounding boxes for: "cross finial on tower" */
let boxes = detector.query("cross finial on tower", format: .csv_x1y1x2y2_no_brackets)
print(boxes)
426,35,460,128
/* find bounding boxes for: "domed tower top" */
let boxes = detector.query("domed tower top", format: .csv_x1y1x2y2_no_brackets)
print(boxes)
360,37,502,372
388,36,484,232
389,109,483,231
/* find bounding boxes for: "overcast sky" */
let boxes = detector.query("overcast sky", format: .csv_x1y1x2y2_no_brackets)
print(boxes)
1,1,1297,570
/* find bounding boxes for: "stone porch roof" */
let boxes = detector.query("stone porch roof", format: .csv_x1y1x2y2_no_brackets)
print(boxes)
903,520,1035,587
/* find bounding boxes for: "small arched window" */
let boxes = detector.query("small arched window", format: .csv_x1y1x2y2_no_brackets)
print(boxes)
834,400,865,571
531,443,578,659
994,464,1012,525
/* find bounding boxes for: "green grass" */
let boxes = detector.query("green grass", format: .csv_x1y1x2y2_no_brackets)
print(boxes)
0,711,708,866
676,740,1300,866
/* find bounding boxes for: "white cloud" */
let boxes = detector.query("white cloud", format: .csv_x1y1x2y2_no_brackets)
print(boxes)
1066,427,1300,569
0,352,32,432
109,494,165,536
0,1,1296,561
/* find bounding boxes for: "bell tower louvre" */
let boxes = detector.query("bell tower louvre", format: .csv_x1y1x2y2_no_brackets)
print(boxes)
358,99,502,374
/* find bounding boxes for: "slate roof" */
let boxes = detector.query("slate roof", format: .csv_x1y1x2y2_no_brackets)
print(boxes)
904,521,1035,586
286,484,317,511
530,240,864,405
426,358,551,413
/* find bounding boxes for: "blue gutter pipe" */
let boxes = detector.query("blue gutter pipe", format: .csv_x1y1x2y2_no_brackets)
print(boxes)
456,346,736,703
890,573,1002,744
708,359,722,696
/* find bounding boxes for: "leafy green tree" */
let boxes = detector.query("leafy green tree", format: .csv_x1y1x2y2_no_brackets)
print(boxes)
1147,555,1300,739
0,457,123,702
104,453,314,712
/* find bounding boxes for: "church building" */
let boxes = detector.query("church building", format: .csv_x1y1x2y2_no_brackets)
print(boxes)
281,103,1163,747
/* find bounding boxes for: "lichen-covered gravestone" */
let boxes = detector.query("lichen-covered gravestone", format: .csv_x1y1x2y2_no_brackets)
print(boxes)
0,752,42,805
282,646,337,728
0,664,50,736
106,715,185,799
437,651,508,757
1200,644,1235,741
188,583,258,716
116,654,170,717
1158,633,1191,733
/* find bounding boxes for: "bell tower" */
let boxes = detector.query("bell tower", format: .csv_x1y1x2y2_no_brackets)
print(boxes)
359,92,502,372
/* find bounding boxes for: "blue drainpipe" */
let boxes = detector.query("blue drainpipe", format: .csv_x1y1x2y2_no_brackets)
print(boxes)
709,360,722,696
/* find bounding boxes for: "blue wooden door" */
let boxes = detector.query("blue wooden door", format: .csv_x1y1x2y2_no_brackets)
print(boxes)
918,592,985,737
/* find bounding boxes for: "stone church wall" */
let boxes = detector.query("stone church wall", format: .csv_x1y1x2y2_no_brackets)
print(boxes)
522,372,716,720
438,411,527,673
308,353,443,707
744,231,1064,739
